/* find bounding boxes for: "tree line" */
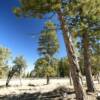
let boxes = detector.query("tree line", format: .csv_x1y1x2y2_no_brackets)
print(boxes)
0,46,27,85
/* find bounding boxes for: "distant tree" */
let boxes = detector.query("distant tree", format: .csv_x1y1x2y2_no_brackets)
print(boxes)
37,21,59,84
58,58,70,77
50,58,59,77
34,58,56,79
6,56,27,86
91,55,100,75
90,32,100,83
38,21,59,56
0,66,10,78
34,58,48,77
30,69,36,78
0,46,11,78
26,72,31,78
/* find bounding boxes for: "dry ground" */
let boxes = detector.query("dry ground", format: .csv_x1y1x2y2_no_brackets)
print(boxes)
0,78,100,100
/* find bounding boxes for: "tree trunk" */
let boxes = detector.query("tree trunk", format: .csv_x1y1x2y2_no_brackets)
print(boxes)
57,9,86,100
6,71,15,87
97,72,100,84
19,73,22,86
6,77,11,86
46,75,50,85
82,32,95,92
69,68,73,85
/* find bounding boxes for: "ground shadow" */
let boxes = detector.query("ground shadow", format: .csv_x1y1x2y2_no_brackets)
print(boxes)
0,86,75,100
0,85,5,88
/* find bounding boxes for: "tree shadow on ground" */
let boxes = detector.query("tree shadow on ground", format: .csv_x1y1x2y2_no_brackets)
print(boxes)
0,85,5,88
0,86,75,100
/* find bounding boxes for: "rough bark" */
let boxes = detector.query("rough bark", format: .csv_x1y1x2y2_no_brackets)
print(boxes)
57,9,86,100
82,32,95,92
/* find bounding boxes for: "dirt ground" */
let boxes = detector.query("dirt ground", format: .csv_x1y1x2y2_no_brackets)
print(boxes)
0,78,100,100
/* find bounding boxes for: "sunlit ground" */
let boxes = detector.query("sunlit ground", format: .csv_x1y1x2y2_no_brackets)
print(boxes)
0,78,100,100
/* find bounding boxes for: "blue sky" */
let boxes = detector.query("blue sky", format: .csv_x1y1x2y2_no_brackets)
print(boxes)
0,0,67,72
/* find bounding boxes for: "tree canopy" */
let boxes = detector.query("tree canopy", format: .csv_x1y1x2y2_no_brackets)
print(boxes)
0,46,11,78
38,21,59,57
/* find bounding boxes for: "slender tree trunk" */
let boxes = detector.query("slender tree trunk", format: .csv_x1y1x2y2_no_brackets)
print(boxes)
69,69,72,85
6,71,15,87
97,72,100,84
46,75,50,84
19,73,22,86
57,9,86,100
6,77,10,86
82,32,95,92
80,75,84,85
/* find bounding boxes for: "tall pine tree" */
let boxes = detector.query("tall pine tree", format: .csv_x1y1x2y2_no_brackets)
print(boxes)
38,21,59,84
64,0,100,92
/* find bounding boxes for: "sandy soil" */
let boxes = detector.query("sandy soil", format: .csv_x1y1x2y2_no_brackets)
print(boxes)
0,78,72,95
0,78,100,100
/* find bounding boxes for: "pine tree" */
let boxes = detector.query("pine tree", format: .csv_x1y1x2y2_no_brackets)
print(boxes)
64,0,100,92
6,56,27,86
0,46,11,78
38,21,59,84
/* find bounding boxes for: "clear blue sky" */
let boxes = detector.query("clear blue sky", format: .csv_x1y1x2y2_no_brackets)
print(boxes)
0,0,67,72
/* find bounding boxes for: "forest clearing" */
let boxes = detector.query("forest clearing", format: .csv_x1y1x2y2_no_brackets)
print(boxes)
0,0,100,100
0,78,100,100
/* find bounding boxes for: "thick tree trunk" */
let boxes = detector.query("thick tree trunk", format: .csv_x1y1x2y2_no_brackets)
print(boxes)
82,32,95,92
57,9,86,100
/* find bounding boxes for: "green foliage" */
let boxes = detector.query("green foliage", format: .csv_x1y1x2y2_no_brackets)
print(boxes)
0,66,9,78
26,72,31,78
89,31,100,54
13,56,27,74
34,58,56,77
14,0,100,82
13,0,61,18
0,46,11,78
44,65,56,77
34,58,47,77
78,31,100,75
37,21,59,78
58,58,70,77
38,21,59,57
63,0,100,77
65,0,100,18
0,46,11,67
34,57,70,77
90,33,100,75
64,0,100,34
91,55,100,75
